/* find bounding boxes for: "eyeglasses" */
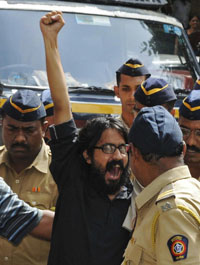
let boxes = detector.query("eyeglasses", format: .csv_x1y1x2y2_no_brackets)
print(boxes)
180,126,200,140
94,143,130,154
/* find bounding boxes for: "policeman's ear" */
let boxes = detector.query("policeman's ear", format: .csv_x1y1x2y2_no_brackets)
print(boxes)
130,143,141,161
114,85,120,98
129,143,135,157
41,120,48,137
83,150,92,164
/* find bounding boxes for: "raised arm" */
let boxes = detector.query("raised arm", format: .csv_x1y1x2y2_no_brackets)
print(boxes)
40,11,72,125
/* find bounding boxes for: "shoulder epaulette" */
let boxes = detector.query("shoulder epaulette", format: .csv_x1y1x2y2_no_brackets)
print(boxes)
0,145,5,151
156,183,176,204
45,144,52,156
48,149,52,156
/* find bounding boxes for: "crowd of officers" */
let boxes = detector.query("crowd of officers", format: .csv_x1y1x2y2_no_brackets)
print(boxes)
0,11,200,265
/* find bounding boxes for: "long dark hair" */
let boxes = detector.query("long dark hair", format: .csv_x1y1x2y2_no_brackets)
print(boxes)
77,116,128,157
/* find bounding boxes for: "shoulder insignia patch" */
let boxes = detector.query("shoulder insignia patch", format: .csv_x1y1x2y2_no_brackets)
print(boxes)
160,202,173,212
167,235,188,262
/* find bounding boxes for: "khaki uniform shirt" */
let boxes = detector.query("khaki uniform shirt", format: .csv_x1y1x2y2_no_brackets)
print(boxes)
122,166,200,265
0,140,58,265
117,114,130,130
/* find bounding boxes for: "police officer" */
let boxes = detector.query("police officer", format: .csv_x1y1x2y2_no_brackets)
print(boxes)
133,77,177,115
114,58,150,128
122,77,177,230
179,89,200,180
0,90,58,265
122,105,200,264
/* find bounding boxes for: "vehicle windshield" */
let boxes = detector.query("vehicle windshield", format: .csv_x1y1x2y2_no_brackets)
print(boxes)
0,9,198,97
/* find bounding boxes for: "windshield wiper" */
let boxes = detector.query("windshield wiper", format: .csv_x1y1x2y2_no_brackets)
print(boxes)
68,86,115,95
0,81,47,91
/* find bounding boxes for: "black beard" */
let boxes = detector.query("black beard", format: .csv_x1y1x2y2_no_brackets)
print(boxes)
88,159,130,195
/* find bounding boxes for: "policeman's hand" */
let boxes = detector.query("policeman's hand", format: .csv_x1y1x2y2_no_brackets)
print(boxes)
40,11,65,39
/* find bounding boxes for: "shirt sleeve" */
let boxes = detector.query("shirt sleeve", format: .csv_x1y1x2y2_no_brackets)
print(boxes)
49,119,77,141
49,119,78,188
155,207,200,264
0,178,42,245
49,119,77,161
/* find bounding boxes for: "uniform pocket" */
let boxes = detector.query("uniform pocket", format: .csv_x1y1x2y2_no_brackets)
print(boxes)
122,240,143,265
20,191,54,209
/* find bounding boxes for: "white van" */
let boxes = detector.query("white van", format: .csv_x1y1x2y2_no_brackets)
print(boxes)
0,0,199,126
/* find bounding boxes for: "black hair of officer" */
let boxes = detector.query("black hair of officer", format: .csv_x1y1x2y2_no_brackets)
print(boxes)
1,89,46,122
116,58,151,86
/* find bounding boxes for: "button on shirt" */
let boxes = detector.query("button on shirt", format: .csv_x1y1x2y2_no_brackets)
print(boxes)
0,141,58,265
122,166,200,265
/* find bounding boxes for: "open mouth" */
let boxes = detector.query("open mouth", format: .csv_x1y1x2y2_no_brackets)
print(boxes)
106,164,122,181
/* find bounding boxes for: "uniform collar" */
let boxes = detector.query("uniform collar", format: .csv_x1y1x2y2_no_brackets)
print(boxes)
30,140,51,173
133,177,144,196
135,165,191,210
0,139,50,174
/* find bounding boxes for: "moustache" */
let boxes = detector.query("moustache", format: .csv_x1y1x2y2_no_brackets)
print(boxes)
106,160,124,171
11,143,29,150
187,145,200,153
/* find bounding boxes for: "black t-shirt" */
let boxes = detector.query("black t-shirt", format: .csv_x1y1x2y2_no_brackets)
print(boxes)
48,119,132,265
